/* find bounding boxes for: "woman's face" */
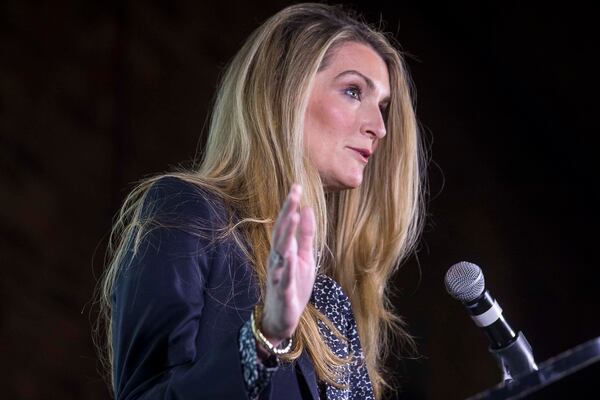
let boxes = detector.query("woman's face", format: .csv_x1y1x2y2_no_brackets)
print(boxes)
304,41,390,191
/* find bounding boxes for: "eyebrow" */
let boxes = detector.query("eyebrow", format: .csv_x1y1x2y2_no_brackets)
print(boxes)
334,70,390,104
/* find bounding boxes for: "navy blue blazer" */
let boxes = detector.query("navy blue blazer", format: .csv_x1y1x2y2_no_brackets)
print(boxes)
112,177,320,399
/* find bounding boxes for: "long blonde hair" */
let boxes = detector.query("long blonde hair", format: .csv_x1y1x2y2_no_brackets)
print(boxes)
96,3,424,398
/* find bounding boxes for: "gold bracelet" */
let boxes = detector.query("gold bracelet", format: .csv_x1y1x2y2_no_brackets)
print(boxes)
250,306,293,356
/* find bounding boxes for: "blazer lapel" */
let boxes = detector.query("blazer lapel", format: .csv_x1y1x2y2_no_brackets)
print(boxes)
296,351,319,400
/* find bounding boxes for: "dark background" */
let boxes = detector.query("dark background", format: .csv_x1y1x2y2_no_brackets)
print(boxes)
1,1,598,399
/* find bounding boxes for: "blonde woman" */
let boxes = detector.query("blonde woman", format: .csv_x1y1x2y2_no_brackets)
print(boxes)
98,3,424,399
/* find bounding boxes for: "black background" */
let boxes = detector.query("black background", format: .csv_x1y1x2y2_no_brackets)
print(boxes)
1,1,598,399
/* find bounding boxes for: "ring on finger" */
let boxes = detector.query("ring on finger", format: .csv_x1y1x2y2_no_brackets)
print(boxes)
269,250,285,268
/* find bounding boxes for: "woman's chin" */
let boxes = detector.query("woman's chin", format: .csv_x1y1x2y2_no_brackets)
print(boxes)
323,173,363,192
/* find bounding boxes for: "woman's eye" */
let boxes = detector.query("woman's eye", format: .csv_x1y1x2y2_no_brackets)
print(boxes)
345,86,361,100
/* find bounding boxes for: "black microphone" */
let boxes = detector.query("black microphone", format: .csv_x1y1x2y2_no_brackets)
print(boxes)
444,261,517,349
445,261,538,381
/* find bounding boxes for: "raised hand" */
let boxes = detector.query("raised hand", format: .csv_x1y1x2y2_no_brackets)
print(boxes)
260,184,317,347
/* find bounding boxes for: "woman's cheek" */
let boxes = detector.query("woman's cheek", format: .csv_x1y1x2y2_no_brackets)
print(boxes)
324,102,353,137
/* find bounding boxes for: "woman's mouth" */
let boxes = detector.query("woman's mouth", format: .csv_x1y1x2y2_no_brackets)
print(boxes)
348,147,371,163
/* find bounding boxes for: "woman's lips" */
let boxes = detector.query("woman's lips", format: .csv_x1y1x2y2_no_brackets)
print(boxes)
348,147,370,163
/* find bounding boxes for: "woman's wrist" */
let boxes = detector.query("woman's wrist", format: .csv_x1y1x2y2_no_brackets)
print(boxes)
251,306,293,357
259,315,285,347
255,339,276,362
254,314,280,360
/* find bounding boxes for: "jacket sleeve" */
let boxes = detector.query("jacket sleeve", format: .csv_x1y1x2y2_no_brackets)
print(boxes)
111,177,255,399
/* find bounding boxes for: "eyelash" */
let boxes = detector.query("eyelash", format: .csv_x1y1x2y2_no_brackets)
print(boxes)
345,85,389,117
344,85,362,101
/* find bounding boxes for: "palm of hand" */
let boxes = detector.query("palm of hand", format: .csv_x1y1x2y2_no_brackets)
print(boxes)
261,185,316,343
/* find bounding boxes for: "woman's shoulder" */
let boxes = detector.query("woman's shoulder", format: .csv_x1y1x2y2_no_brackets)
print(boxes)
141,175,229,228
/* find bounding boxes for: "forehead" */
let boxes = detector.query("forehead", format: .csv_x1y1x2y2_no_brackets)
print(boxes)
320,42,390,93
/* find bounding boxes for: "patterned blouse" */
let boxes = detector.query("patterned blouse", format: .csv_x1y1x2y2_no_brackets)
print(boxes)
239,274,375,399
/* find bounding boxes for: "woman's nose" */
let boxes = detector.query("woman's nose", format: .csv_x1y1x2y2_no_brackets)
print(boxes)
361,104,387,139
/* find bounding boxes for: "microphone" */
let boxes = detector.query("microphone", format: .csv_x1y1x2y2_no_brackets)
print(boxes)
445,261,538,381
445,261,516,349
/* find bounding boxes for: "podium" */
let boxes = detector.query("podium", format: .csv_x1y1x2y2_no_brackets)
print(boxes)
467,336,600,399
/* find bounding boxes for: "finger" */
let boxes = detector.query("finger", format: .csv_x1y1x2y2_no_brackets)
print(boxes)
279,249,296,290
274,211,298,286
297,207,316,263
276,210,299,257
269,210,298,285
273,184,301,241
274,193,301,251
273,184,301,240
268,249,288,286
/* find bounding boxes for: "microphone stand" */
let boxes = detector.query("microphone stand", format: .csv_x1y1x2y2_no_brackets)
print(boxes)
490,331,538,382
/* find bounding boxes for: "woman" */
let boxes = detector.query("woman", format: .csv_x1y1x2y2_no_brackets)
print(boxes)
97,3,424,399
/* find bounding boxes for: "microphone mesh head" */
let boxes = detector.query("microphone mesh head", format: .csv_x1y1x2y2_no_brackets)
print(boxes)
445,261,485,302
